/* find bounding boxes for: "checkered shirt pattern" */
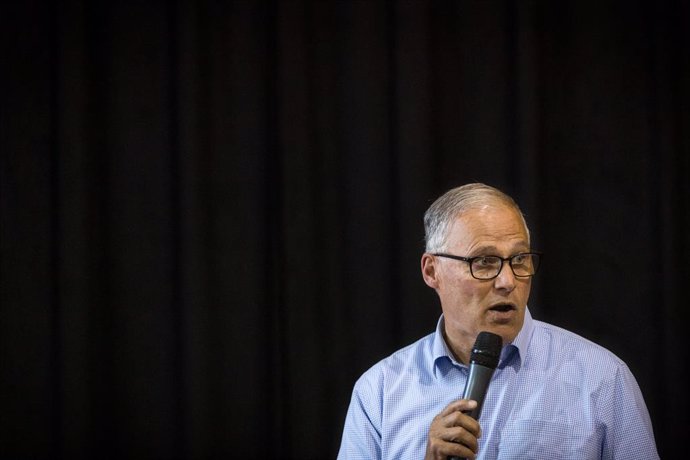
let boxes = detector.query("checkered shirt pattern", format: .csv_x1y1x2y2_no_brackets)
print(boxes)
337,309,659,459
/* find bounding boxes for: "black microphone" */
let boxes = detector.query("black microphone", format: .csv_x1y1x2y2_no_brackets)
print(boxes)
449,331,502,460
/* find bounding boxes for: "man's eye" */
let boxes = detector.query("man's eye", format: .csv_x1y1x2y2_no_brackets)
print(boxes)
476,257,498,266
512,254,526,264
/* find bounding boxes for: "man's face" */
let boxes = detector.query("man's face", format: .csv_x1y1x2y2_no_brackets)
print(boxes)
421,203,532,362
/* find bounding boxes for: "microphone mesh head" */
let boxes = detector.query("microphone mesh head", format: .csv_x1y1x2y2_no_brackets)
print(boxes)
470,331,503,368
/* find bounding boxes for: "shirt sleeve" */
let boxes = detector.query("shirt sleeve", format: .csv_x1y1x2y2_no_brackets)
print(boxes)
603,362,659,460
337,368,384,460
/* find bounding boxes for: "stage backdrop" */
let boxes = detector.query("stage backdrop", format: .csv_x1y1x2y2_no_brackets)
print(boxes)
1,1,687,459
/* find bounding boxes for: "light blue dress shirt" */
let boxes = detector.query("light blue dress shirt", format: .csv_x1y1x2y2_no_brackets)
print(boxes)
338,309,659,459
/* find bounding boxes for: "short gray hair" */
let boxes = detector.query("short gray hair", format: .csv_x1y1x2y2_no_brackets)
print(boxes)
423,183,530,252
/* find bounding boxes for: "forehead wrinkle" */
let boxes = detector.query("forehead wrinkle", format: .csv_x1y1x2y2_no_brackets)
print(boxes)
464,238,530,257
445,205,530,254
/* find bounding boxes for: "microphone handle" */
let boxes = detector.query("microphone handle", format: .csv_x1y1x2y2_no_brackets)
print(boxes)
448,363,496,460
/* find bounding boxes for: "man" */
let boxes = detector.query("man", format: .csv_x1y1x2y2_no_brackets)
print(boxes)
337,183,658,459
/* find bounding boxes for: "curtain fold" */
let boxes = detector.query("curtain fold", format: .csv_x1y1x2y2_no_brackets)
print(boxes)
1,1,687,458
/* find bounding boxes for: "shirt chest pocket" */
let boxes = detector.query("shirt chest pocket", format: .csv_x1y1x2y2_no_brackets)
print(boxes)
496,419,600,460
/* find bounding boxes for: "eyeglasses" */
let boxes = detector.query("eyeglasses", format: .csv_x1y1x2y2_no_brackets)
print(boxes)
432,252,542,280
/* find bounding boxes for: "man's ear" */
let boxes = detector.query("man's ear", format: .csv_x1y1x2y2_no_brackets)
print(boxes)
421,253,440,289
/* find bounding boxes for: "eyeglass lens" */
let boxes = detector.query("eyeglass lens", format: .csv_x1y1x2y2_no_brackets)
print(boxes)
471,254,539,279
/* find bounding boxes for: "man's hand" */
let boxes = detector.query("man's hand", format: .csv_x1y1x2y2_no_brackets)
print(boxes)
424,399,481,460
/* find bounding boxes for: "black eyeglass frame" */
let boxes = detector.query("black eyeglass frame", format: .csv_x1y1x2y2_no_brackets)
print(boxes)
431,252,542,280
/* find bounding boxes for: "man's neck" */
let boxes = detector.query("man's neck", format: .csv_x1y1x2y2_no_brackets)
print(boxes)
443,329,472,366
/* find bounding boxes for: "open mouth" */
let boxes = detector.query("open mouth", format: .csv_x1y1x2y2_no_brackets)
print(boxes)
489,303,516,313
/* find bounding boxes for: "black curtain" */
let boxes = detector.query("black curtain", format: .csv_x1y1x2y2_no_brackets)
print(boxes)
1,1,687,459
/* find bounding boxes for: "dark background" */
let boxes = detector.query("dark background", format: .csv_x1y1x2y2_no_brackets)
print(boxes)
1,1,688,459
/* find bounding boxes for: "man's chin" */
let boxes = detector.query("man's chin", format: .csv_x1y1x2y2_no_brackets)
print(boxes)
483,312,524,342
486,307,519,324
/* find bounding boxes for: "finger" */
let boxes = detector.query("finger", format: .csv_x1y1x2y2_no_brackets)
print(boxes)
441,425,479,453
446,441,478,460
439,398,478,417
425,430,478,460
443,410,481,438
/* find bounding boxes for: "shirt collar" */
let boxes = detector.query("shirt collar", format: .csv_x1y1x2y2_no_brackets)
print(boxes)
507,307,534,366
431,307,535,378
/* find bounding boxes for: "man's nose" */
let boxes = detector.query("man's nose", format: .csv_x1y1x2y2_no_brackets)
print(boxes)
494,262,516,291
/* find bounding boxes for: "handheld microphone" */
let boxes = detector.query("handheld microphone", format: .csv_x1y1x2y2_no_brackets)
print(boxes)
449,331,502,460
